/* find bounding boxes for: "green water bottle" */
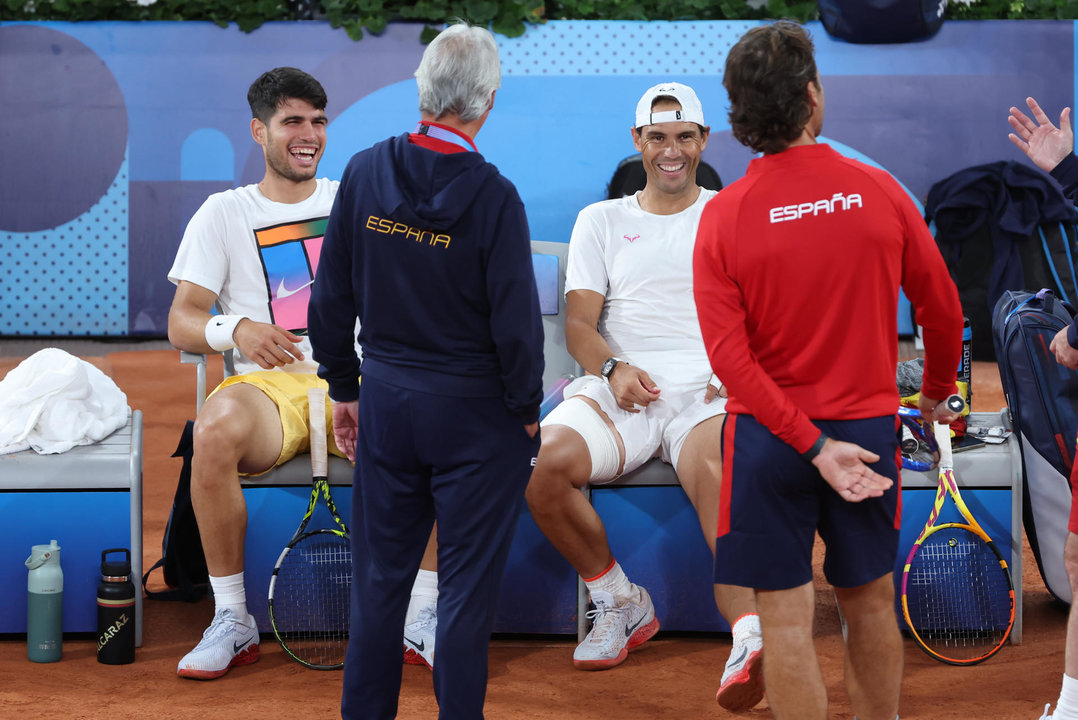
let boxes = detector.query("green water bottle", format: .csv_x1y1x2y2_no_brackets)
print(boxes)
26,540,63,663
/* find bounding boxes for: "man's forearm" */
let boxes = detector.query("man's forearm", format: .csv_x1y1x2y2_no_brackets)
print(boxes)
565,321,617,377
167,307,217,354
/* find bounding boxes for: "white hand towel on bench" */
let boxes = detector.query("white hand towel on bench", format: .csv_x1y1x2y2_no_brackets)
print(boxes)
0,348,130,455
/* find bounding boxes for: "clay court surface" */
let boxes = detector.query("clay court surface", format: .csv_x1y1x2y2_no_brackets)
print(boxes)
0,348,1067,719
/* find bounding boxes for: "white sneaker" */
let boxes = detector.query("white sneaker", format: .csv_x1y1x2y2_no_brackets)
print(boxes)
573,586,659,670
1039,704,1054,720
403,605,436,670
716,628,765,711
177,608,260,680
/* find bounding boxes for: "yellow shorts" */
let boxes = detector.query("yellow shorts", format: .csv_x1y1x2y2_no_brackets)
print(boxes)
208,371,350,476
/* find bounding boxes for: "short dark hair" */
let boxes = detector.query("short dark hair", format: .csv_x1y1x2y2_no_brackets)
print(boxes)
247,67,327,124
723,20,818,155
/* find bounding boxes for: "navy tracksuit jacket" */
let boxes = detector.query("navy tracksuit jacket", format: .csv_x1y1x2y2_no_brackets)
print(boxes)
308,128,544,720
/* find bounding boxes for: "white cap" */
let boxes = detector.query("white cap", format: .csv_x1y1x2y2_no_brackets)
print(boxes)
634,82,706,128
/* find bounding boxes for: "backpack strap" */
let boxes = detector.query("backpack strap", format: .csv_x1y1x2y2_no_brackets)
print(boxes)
1038,225,1073,305
142,558,205,602
1061,223,1078,302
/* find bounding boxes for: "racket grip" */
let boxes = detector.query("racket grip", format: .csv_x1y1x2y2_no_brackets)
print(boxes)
943,394,966,415
932,419,953,466
899,423,919,454
308,388,329,478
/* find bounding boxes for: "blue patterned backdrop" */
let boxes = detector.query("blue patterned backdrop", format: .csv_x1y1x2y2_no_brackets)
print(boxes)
0,19,1073,336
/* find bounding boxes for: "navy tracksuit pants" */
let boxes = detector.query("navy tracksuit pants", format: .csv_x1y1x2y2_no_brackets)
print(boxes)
340,375,540,720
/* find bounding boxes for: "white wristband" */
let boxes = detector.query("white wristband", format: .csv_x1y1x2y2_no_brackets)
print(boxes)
708,372,722,390
204,315,245,352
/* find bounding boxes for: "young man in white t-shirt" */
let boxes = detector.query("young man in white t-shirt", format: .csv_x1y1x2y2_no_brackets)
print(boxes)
167,67,438,680
524,82,765,712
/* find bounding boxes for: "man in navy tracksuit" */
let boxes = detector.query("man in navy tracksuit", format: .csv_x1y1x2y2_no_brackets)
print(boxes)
307,22,544,720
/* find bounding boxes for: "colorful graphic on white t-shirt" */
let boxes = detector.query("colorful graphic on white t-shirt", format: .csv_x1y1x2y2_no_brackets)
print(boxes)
254,217,328,332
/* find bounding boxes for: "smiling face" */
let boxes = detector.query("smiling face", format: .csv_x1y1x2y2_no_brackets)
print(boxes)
632,98,709,200
253,97,327,184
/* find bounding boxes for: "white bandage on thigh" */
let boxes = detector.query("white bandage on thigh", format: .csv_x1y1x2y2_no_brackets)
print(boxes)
204,314,246,352
541,396,621,482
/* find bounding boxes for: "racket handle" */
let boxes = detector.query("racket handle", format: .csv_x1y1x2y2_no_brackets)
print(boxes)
943,393,966,415
932,415,957,469
308,388,329,478
899,423,919,454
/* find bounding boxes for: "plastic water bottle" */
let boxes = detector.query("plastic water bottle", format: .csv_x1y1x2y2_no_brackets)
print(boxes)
97,548,136,665
26,540,63,663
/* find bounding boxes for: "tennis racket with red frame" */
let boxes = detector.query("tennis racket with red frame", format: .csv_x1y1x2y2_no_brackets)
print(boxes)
899,397,1015,665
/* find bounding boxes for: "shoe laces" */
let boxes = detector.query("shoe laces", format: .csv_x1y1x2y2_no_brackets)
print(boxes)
584,601,625,645
196,609,244,646
411,606,437,632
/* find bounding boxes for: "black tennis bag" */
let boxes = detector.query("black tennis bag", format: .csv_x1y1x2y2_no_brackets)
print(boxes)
142,420,209,602
992,289,1077,604
817,0,945,44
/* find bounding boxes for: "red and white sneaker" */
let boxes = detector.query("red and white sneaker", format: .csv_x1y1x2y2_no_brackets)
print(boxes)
573,586,659,671
716,627,764,711
177,608,260,680
403,606,435,670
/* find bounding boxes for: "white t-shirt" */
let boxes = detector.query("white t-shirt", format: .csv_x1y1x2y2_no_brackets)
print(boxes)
168,179,341,376
565,188,718,394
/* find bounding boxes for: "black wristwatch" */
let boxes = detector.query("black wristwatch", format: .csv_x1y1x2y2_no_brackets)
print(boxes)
801,433,828,462
600,357,623,382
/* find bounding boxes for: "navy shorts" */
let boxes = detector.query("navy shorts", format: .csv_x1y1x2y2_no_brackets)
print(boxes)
715,414,902,590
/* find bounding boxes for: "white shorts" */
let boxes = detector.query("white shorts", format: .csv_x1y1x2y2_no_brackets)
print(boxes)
541,375,726,483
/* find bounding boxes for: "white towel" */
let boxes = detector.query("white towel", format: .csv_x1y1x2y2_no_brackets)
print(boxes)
0,348,130,455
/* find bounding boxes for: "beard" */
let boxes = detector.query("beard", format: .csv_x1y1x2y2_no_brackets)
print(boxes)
266,146,318,183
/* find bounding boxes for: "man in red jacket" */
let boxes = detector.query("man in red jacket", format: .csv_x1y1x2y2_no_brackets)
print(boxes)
693,21,963,720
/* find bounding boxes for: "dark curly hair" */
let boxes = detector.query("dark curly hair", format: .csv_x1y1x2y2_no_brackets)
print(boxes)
724,21,818,155
247,67,327,124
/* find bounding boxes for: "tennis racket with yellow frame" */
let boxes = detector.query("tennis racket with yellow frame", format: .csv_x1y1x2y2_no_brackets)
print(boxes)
899,400,1015,665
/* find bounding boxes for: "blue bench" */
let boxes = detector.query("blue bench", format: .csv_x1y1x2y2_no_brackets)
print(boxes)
0,411,144,646
187,240,1019,643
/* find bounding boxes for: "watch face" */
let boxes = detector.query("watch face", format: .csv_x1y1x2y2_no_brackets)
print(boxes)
601,358,617,378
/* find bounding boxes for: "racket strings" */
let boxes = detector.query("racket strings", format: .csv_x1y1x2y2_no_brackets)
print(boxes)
272,533,352,668
906,529,1012,661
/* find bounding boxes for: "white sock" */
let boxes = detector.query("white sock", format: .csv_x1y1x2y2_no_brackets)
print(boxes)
731,613,762,645
209,571,248,619
585,560,632,601
1055,674,1078,720
405,569,439,626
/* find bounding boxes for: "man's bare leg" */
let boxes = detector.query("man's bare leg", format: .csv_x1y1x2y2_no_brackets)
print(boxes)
677,414,763,710
526,400,658,669
525,419,616,578
1043,533,1078,719
178,383,284,680
756,582,827,720
677,415,757,619
834,574,902,720
191,383,284,575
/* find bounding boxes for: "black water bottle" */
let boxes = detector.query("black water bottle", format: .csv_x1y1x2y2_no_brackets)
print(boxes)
97,548,135,665
959,316,972,411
